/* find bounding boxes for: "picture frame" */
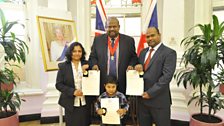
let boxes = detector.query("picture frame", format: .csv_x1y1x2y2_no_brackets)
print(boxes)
37,16,77,71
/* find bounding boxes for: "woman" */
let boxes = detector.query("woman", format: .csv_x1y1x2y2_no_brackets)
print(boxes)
55,42,92,126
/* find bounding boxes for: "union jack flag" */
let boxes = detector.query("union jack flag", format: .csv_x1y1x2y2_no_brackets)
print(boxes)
137,0,158,56
95,0,107,36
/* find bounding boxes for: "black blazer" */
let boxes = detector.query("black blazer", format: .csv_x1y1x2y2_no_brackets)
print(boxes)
138,44,177,108
89,33,138,94
55,60,92,111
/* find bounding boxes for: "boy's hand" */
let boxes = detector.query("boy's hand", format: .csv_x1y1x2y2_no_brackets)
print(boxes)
96,108,104,115
117,108,127,116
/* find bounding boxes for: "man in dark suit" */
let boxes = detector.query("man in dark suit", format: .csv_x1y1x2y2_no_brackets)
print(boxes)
89,17,138,94
135,27,177,126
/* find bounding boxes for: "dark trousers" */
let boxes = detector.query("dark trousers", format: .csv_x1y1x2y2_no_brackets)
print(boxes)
138,102,171,126
64,105,91,126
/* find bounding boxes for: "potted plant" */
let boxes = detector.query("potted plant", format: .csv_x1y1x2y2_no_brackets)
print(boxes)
175,15,224,126
0,8,28,126
0,68,22,126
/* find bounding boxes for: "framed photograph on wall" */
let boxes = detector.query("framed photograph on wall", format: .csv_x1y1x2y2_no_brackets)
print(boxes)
37,16,77,71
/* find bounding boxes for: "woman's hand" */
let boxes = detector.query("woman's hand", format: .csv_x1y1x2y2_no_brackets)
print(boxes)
73,89,83,96
82,64,89,73
96,108,104,115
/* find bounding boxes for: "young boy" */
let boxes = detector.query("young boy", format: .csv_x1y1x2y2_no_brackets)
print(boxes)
95,75,129,126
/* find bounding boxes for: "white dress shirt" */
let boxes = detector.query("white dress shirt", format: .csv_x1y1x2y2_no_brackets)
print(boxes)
71,62,86,107
144,42,162,62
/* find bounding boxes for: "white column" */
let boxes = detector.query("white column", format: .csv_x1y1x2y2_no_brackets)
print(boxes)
162,0,189,121
48,0,67,11
75,0,91,55
162,0,185,58
37,0,72,123
24,0,43,89
193,0,212,34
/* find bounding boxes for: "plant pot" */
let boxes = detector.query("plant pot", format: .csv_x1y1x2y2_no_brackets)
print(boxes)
0,112,19,126
219,84,224,95
190,113,223,126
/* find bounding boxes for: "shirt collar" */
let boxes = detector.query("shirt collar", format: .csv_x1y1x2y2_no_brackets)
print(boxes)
71,61,82,72
106,91,118,98
109,35,119,41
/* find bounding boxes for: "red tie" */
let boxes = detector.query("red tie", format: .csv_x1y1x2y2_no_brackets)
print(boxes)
144,48,154,70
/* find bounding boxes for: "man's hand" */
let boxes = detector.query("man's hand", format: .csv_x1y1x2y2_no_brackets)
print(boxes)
82,64,89,73
92,65,99,71
142,92,150,99
135,64,143,72
127,65,134,70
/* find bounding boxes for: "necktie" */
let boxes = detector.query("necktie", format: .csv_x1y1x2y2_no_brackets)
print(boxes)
144,48,154,70
109,38,116,77
111,38,115,47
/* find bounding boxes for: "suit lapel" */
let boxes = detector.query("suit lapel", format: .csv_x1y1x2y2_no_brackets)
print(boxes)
118,34,124,66
102,35,108,64
66,62,75,86
141,48,148,65
145,44,164,71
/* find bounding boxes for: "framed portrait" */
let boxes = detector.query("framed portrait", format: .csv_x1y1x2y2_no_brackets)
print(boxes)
37,16,77,71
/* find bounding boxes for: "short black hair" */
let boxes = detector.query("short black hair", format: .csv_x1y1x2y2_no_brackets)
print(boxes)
149,26,160,34
65,42,86,62
105,75,117,85
105,16,120,28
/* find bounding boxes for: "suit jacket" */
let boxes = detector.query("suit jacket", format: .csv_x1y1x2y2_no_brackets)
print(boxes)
55,60,93,112
89,33,138,94
138,44,177,108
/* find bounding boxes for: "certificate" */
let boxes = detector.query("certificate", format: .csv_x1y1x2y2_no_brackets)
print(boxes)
101,98,120,124
126,70,144,95
82,70,100,95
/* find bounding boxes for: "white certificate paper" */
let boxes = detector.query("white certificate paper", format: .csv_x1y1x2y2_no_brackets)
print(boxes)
82,70,100,95
126,70,144,95
101,98,120,124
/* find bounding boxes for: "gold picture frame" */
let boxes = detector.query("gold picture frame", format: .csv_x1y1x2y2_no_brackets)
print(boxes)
37,16,77,71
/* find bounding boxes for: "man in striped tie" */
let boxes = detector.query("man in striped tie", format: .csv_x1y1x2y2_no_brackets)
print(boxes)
89,17,138,95
135,27,177,126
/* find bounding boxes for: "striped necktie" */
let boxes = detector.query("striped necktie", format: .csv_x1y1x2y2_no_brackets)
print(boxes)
109,38,116,77
144,48,154,70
